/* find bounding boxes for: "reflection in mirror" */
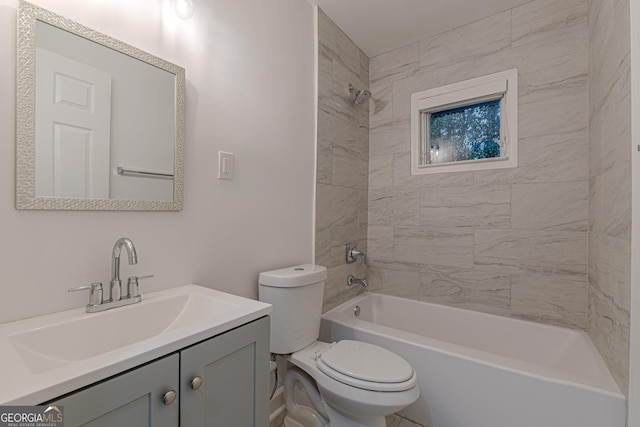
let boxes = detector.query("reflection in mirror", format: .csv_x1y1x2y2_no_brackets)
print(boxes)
17,1,185,210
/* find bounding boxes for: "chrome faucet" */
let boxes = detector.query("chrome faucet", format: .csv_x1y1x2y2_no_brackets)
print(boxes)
68,237,153,313
347,275,368,288
111,237,138,301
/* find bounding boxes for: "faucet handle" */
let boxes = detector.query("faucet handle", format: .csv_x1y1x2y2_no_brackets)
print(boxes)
126,275,154,298
68,282,103,306
346,241,367,265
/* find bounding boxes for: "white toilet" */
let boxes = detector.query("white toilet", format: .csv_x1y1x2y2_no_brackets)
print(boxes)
259,264,420,427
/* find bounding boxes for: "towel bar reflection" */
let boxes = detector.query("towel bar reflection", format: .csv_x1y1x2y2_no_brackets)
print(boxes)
117,167,174,179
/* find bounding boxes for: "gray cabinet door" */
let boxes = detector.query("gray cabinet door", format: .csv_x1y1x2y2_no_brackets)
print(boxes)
49,354,179,427
180,316,270,427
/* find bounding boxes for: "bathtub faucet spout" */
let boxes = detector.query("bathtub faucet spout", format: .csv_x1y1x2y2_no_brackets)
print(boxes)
347,275,368,288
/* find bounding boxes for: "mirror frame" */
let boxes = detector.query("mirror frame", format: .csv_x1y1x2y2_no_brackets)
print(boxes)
16,0,185,211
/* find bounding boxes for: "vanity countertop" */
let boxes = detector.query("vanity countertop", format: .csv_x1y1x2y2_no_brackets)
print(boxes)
0,284,272,404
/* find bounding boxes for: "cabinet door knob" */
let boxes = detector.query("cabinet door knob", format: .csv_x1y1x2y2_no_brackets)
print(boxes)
190,376,204,390
162,390,177,405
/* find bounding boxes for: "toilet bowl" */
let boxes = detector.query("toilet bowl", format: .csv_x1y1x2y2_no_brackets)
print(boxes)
258,265,420,427
286,341,419,427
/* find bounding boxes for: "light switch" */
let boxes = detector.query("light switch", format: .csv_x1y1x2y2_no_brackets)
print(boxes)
218,151,234,180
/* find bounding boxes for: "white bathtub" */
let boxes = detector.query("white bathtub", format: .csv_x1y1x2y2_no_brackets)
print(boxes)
320,293,626,427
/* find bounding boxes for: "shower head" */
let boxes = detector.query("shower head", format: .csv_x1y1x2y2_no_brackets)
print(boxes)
348,83,372,105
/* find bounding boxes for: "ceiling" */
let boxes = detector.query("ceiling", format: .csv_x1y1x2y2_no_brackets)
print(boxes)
309,0,534,58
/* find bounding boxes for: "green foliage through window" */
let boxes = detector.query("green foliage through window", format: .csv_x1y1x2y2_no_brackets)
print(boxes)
428,99,501,164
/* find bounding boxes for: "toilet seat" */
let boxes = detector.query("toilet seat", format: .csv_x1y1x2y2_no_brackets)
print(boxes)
316,340,417,392
287,340,420,425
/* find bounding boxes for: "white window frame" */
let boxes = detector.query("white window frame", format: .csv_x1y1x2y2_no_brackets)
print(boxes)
410,68,518,175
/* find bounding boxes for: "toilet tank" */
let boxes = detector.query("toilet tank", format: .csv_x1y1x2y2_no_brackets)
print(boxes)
258,264,327,354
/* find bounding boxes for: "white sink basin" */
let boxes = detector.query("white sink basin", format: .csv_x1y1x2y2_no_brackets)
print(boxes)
10,291,240,373
0,285,271,404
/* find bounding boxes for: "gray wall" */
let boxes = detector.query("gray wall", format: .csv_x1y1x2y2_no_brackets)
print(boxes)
315,9,369,312
366,0,590,329
587,0,632,396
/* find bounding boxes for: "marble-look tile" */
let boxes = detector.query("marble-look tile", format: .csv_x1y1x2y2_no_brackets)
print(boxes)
474,130,588,186
589,56,631,179
392,51,515,119
314,226,332,269
370,83,393,122
511,274,587,329
420,185,511,228
420,265,510,316
357,189,369,228
588,0,630,110
315,6,370,318
368,225,394,263
375,267,421,299
366,262,420,294
316,134,332,185
368,189,394,226
318,107,360,154
392,189,421,227
333,56,368,101
589,161,632,240
322,289,364,313
322,262,365,312
318,50,333,106
607,159,632,241
369,116,411,157
316,183,360,237
474,229,587,279
588,283,630,395
370,42,420,85
511,182,588,231
317,164,365,268
328,220,360,267
369,155,394,190
587,0,631,396
588,233,631,311
318,8,361,77
359,50,370,88
419,11,511,70
318,60,369,191
518,75,588,139
394,226,474,269
357,123,370,159
512,28,588,98
325,60,368,126
393,152,475,192
365,266,383,291
332,145,368,190
511,0,587,47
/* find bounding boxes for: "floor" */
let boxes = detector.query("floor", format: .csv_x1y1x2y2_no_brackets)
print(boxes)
386,414,424,427
271,412,424,427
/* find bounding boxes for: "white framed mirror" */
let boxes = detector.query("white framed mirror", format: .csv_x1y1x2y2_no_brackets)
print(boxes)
16,0,185,210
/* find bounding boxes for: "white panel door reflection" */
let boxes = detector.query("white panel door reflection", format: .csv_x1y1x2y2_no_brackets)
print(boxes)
35,48,111,198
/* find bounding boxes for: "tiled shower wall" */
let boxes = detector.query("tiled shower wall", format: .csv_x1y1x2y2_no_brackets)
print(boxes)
315,10,369,312
366,0,590,329
587,0,631,395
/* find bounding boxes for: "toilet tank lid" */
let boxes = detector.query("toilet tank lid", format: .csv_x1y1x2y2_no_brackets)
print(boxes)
259,264,327,287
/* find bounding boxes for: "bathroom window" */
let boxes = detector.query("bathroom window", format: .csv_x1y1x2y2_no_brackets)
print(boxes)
410,69,518,175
